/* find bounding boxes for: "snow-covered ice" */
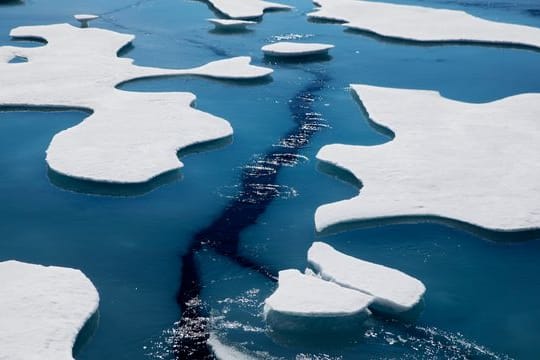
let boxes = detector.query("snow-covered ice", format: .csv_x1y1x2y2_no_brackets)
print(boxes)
261,41,334,57
208,18,256,31
207,0,292,19
316,85,540,232
0,260,99,360
73,14,99,28
308,242,426,315
0,23,272,184
264,269,373,332
308,0,540,49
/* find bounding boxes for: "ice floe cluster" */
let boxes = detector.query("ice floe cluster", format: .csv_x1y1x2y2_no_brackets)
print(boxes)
309,0,540,49
264,242,426,333
0,23,272,184
0,260,99,360
316,85,540,233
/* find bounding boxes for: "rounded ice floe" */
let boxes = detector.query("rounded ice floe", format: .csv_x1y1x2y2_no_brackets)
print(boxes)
264,269,373,333
308,242,425,316
0,23,273,186
208,18,256,31
308,0,540,49
0,260,99,360
73,14,99,28
261,41,334,57
315,85,540,232
206,0,292,19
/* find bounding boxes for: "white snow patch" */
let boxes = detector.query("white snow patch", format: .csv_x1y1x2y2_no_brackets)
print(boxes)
208,18,256,30
308,0,540,49
261,41,334,57
207,0,292,20
0,23,272,184
0,260,99,360
315,84,540,232
308,242,426,315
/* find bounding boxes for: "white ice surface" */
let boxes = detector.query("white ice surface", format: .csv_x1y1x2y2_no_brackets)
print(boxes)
264,269,373,318
207,334,255,360
309,0,540,49
261,41,334,56
207,0,292,19
316,85,540,232
0,23,272,184
73,14,99,21
208,18,256,30
0,260,99,360
308,242,425,314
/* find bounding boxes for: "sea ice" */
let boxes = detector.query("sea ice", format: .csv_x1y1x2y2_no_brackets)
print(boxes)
206,0,292,19
207,333,255,360
0,23,272,184
73,14,99,28
208,18,256,31
316,85,540,232
308,0,540,49
264,269,373,333
308,242,426,315
261,41,334,57
0,260,99,360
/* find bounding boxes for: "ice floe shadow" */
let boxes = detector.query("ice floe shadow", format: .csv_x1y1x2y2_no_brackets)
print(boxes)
263,53,333,64
72,311,100,358
48,136,233,197
7,55,27,63
0,0,24,7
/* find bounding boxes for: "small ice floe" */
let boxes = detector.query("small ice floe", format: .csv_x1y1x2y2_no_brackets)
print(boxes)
207,333,255,360
262,41,334,57
0,23,272,185
264,269,373,333
207,0,292,19
315,85,540,232
208,18,256,31
308,242,426,316
308,0,540,49
0,260,99,360
73,14,99,28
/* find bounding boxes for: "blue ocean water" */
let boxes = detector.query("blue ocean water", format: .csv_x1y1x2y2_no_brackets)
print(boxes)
1,0,540,359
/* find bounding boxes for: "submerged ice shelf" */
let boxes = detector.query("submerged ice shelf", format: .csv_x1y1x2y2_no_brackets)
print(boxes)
0,260,99,360
0,23,272,184
308,0,540,49
206,0,292,19
316,85,540,232
261,41,334,57
308,242,425,315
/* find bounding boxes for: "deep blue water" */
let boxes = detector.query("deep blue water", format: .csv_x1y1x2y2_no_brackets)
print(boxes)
1,0,540,359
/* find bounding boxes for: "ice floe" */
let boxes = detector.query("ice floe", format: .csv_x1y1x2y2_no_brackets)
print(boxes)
73,14,99,28
207,0,292,20
308,242,426,315
207,334,255,360
316,85,540,232
264,269,373,333
261,41,334,57
0,23,272,184
308,0,540,49
0,260,99,360
208,18,256,31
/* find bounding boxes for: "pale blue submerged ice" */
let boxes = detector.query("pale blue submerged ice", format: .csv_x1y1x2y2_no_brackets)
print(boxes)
0,0,540,359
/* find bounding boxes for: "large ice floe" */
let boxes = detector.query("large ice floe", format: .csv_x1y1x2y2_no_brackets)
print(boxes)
308,242,425,315
0,260,99,360
261,41,334,57
316,85,540,233
206,0,292,19
308,0,540,49
264,269,373,333
0,23,272,184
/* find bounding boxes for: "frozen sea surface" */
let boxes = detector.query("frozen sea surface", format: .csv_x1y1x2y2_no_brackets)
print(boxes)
1,0,540,359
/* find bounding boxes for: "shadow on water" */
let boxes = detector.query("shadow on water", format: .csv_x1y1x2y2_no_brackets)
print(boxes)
72,311,100,358
0,0,24,7
263,53,333,65
173,68,331,358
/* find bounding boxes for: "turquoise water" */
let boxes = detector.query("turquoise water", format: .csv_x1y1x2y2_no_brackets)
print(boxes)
1,0,540,359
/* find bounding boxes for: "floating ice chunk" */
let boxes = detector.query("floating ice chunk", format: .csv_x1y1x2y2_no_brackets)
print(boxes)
207,334,255,360
0,23,272,185
207,0,292,20
261,41,334,57
264,269,372,333
315,85,540,232
308,242,426,316
208,18,256,31
308,0,540,49
73,14,99,28
0,260,99,360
